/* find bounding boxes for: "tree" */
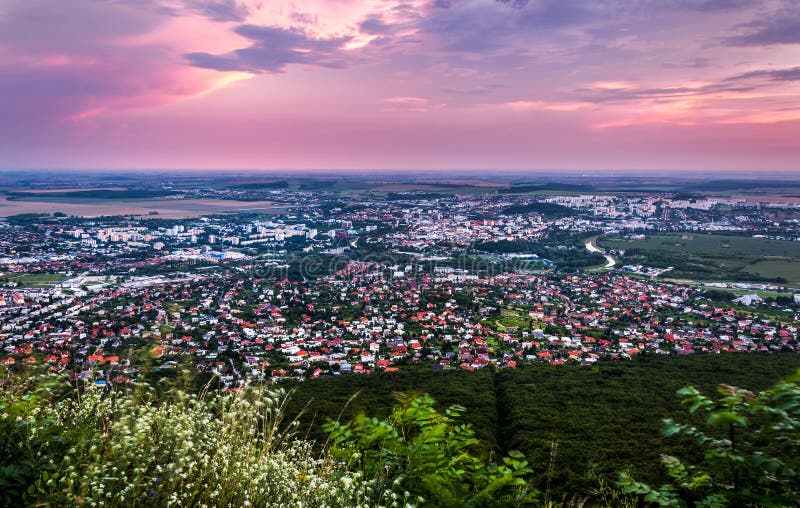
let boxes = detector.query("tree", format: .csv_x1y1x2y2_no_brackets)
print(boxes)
324,392,537,507
618,369,800,507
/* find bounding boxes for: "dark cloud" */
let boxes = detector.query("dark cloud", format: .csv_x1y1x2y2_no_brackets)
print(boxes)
668,0,759,12
110,0,252,22
0,0,267,136
183,52,245,71
0,0,179,128
0,43,189,133
184,0,251,22
417,0,763,54
581,65,799,104
571,63,800,106
726,67,800,82
726,9,800,45
0,0,160,52
498,0,745,21
497,0,757,16
290,11,319,25
495,1,620,29
663,57,715,69
574,81,759,105
418,2,515,52
186,25,352,73
360,15,394,35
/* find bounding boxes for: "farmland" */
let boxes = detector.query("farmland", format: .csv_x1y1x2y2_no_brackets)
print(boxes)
599,233,800,284
0,273,66,288
0,197,283,219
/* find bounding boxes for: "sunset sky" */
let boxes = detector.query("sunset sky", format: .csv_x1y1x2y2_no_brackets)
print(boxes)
1,0,799,171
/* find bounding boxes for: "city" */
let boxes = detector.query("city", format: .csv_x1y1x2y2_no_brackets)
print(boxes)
3,0,800,504
2,176,800,390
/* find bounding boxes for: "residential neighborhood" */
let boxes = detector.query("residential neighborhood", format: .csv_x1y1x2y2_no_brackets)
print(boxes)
3,182,799,389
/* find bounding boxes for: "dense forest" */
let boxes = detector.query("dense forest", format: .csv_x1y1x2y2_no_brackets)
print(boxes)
285,353,800,500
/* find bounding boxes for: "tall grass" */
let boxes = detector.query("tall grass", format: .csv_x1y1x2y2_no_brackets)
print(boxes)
1,374,373,507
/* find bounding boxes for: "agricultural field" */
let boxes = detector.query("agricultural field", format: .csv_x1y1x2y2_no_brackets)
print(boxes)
221,179,505,195
0,273,66,288
0,197,283,218
599,233,800,284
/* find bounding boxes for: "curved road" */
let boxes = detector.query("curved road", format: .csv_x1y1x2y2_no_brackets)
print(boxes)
585,236,616,269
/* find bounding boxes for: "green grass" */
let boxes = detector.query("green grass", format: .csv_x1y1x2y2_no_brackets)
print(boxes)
600,233,800,258
1,273,66,288
599,233,800,283
494,308,533,331
743,259,800,281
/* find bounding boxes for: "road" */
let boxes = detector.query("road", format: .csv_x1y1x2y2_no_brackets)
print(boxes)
585,236,616,269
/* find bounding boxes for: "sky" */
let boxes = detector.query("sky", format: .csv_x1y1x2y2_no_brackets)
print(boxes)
0,0,799,172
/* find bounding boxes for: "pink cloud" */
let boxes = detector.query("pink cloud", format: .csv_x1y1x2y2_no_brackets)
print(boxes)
0,0,253,127
503,100,594,112
380,96,445,112
1,0,799,171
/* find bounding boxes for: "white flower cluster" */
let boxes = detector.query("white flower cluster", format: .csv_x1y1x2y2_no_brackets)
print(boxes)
22,384,393,507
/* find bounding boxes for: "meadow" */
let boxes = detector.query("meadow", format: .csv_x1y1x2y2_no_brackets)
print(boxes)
0,273,66,288
599,233,800,284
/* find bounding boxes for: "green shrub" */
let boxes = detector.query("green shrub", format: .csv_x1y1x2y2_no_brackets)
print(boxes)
325,392,538,507
0,375,69,506
619,369,800,507
1,376,369,507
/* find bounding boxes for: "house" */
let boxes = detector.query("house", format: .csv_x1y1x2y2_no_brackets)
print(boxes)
734,294,762,306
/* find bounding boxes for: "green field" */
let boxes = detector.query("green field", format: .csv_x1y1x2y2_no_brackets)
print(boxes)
601,233,800,257
599,233,800,284
744,259,800,280
0,273,66,288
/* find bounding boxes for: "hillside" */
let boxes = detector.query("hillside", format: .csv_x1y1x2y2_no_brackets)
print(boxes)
286,353,800,499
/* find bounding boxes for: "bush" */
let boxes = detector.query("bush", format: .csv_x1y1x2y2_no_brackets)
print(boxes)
619,369,800,507
0,376,368,507
324,392,538,507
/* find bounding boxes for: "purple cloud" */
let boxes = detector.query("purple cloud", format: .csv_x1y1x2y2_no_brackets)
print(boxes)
726,7,800,45
416,0,761,54
360,15,394,35
184,0,251,22
0,0,158,53
109,0,251,22
726,67,800,82
186,25,352,73
0,0,255,146
668,0,759,12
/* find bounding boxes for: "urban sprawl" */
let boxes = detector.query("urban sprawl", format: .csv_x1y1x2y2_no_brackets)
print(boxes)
3,187,800,389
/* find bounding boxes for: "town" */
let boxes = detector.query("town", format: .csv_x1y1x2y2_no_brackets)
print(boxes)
2,177,800,389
